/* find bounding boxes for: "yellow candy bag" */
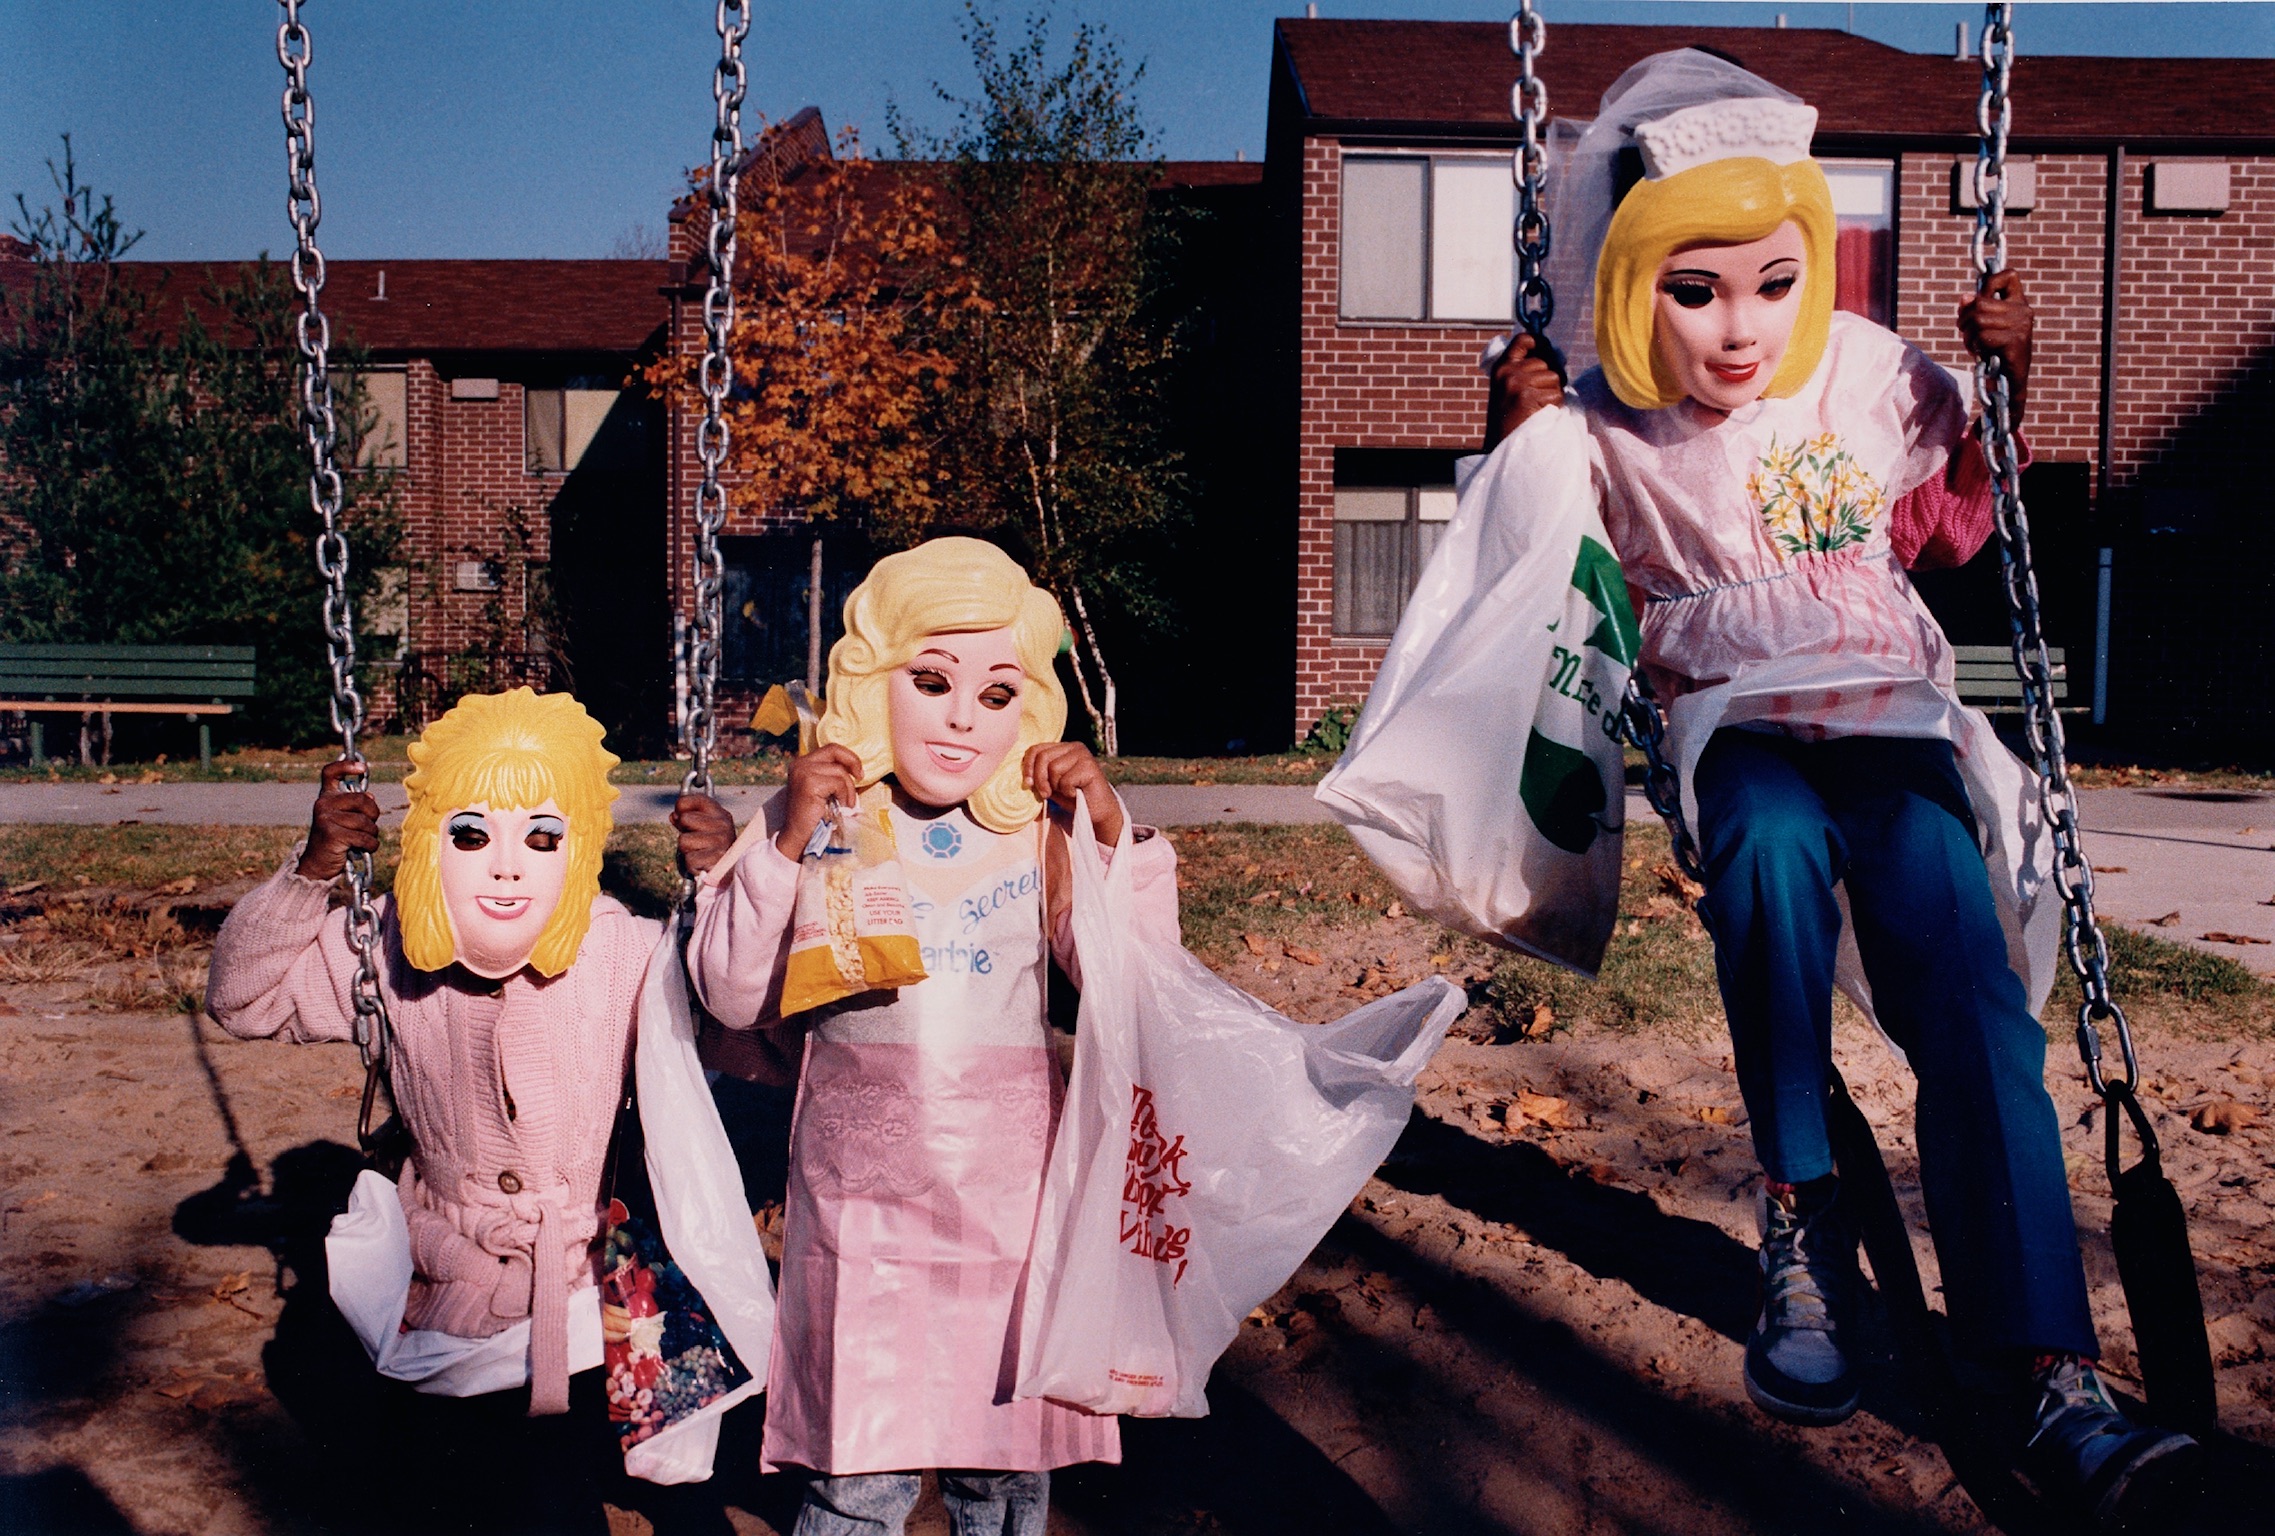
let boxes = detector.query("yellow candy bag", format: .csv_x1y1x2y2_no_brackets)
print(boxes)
780,784,927,1015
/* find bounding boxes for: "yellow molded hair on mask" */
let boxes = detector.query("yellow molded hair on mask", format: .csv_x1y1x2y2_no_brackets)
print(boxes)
819,537,1069,835
395,688,619,976
1594,155,1837,411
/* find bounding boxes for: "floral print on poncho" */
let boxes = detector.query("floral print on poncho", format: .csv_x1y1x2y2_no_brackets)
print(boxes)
1748,432,1887,558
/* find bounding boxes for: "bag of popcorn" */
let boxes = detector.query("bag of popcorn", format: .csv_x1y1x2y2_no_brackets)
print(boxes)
780,784,927,1015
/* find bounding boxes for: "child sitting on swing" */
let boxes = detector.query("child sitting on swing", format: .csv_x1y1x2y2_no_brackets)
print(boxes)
670,537,1177,1536
1480,51,2196,1526
207,689,653,1536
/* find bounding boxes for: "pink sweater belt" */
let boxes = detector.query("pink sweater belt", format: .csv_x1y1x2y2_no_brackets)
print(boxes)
400,1166,586,1414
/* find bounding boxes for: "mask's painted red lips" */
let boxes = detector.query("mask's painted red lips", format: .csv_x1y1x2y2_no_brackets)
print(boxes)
1708,359,1761,384
474,895,533,920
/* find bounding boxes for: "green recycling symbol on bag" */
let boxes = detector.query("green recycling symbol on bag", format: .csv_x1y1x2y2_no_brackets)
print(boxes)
1520,534,1640,855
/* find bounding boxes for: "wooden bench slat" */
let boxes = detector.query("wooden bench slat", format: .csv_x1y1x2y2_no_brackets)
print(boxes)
0,660,258,684
0,644,256,662
0,678,258,699
0,700,236,716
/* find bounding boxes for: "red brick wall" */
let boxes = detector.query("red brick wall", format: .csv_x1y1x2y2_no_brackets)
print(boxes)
1293,138,1503,734
383,362,568,727
1893,150,2275,493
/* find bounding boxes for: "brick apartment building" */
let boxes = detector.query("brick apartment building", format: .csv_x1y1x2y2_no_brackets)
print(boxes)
10,20,2270,759
1264,19,2275,755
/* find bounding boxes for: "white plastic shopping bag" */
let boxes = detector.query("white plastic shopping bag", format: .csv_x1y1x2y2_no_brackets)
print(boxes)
325,932,774,1483
1315,404,1638,975
1015,794,1466,1418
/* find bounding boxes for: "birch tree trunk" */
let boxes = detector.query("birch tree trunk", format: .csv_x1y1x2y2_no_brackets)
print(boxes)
806,531,825,696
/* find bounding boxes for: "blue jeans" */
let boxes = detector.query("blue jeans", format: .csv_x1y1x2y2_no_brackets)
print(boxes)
1693,728,2097,1360
791,1470,1048,1536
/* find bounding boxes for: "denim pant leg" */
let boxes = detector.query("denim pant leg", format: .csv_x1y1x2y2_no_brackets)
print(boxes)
1824,737,2099,1360
1695,730,1849,1184
792,1472,926,1536
939,1470,1050,1536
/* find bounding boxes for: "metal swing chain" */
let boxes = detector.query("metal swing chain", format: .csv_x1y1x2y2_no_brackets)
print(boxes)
277,1,392,1130
1971,5,2145,1148
682,0,747,870
1508,1,1553,343
1507,3,1702,883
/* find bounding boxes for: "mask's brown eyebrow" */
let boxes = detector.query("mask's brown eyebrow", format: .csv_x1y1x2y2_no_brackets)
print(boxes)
986,664,1022,675
910,648,959,665
1663,267,1719,281
1760,256,1801,272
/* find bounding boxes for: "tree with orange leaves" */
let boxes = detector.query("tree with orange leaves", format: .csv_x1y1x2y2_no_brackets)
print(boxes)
646,124,961,692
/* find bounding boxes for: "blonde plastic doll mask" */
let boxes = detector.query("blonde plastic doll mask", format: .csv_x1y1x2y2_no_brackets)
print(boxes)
819,537,1068,835
395,688,619,979
1650,220,1808,414
887,626,1027,809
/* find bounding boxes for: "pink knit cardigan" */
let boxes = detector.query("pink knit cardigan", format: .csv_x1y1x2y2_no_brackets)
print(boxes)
206,863,658,1413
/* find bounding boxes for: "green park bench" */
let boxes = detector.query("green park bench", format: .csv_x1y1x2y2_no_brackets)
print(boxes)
0,644,257,769
1951,643,2069,712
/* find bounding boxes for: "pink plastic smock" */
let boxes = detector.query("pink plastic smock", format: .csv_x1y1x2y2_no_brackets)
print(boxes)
1572,309,2061,1017
689,794,1179,1476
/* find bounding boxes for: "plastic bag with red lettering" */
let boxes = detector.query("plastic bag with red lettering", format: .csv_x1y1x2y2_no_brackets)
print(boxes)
1014,795,1464,1418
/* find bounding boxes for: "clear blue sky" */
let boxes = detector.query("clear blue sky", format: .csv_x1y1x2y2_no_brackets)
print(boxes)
5,2,2270,261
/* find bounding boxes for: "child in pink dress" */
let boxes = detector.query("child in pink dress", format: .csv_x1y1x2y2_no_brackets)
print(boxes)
673,538,1178,1536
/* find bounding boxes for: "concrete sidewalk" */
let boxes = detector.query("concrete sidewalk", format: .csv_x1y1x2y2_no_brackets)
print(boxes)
6,778,2270,973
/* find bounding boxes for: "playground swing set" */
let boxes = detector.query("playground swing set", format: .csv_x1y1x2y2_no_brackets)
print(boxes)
262,0,2216,1483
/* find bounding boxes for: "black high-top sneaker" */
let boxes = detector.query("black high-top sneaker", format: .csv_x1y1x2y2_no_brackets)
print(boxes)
1742,1178,1860,1425
2021,1354,2199,1529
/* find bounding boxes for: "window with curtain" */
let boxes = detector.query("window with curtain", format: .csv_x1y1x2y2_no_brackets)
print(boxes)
525,380,622,474
1332,483,1456,637
1822,160,1895,327
1341,155,1514,323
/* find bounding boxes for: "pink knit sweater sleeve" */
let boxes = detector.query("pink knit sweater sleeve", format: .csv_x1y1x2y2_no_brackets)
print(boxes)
1890,426,2032,571
205,862,362,1044
687,834,804,1031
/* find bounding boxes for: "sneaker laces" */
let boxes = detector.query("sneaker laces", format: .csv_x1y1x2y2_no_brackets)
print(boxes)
1760,1195,1839,1335
2027,1356,2128,1454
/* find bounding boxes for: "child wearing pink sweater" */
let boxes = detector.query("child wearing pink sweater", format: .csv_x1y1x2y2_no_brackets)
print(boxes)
208,689,651,1536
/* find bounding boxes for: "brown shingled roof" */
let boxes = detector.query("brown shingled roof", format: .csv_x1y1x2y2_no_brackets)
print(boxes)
1279,19,2275,150
21,259,675,354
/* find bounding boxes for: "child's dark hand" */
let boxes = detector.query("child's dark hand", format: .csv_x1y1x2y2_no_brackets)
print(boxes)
1485,330,1567,450
776,745,861,861
1958,268,2035,420
1024,742,1123,846
297,758,381,881
671,794,737,877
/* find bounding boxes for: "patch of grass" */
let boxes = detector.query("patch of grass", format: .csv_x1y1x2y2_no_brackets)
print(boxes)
0,822,680,919
1107,756,1331,786
1485,823,1725,1038
0,738,798,787
1168,823,1406,963
0,826,303,891
601,825,683,920
2067,763,2275,794
2049,922,2274,1042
